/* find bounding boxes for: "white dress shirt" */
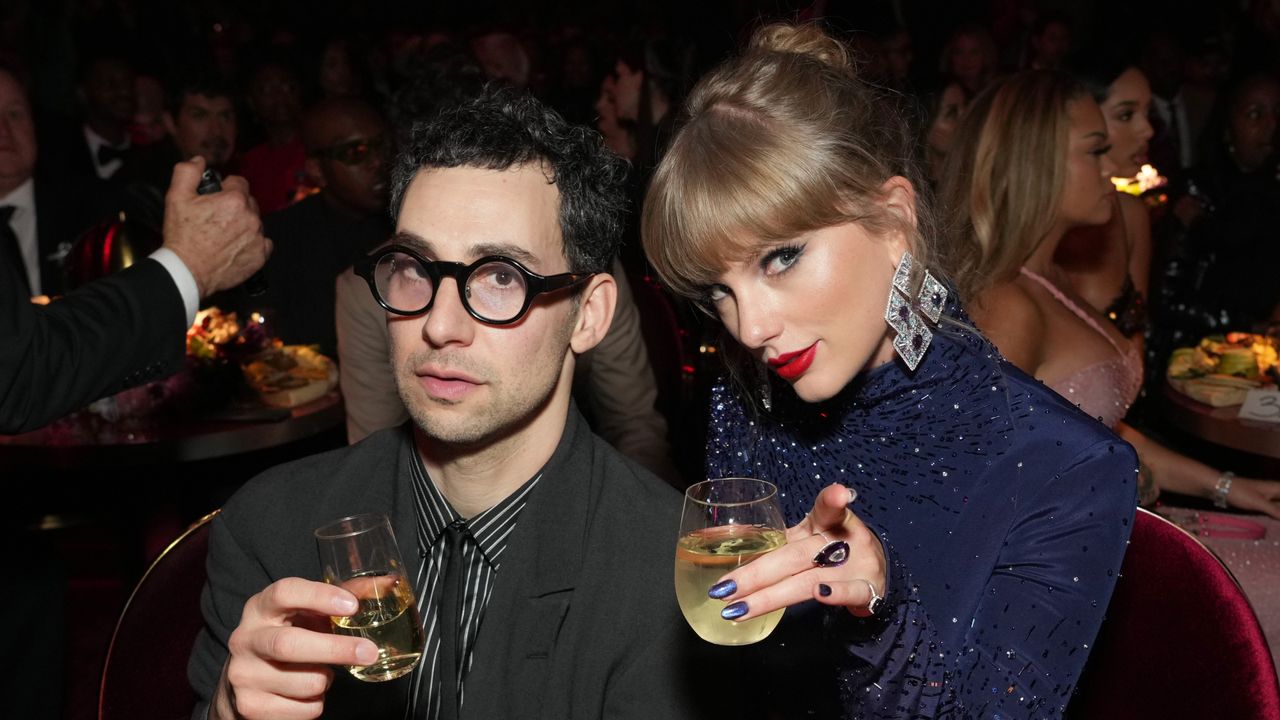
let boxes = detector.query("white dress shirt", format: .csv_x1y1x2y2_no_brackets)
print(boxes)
1,177,197,323
83,125,130,180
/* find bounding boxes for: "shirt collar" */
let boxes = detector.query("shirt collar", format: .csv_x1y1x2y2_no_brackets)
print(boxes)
0,178,35,214
408,451,542,568
83,124,130,153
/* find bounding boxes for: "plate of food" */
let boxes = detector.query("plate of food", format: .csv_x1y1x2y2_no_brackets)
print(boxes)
1167,333,1279,407
241,344,339,408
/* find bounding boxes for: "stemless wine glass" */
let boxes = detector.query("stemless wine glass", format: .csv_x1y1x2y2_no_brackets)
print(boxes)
675,477,788,646
315,513,424,681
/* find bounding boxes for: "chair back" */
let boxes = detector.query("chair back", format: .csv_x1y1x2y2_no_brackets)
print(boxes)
1067,507,1280,718
99,510,217,720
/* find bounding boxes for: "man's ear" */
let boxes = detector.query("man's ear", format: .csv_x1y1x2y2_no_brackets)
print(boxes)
878,175,918,264
569,273,617,355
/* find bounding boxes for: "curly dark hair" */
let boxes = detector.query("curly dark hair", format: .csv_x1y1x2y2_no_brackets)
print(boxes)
389,84,628,275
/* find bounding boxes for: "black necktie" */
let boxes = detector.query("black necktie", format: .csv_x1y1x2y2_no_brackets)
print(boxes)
97,143,127,167
437,522,467,720
0,205,31,297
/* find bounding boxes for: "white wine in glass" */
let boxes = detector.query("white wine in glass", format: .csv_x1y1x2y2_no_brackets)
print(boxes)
675,478,787,646
316,513,424,681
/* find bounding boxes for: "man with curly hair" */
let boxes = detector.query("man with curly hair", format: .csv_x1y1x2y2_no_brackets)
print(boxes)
189,86,711,720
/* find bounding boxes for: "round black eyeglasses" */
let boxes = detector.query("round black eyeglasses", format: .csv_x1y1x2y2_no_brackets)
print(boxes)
354,244,595,325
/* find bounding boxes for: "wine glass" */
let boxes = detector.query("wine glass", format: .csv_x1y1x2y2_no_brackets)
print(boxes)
315,513,424,681
675,477,788,645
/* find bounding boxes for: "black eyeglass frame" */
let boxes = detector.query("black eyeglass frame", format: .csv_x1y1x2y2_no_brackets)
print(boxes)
354,244,596,325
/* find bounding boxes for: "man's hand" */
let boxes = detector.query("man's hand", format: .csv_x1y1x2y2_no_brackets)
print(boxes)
209,577,378,720
162,156,272,298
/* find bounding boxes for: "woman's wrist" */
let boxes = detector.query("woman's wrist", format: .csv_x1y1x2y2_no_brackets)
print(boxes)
1213,471,1235,509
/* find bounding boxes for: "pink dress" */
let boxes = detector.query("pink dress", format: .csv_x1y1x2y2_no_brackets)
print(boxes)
1020,267,1144,428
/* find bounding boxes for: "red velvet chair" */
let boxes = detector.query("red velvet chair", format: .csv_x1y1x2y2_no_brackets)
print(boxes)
1067,507,1280,718
99,510,217,720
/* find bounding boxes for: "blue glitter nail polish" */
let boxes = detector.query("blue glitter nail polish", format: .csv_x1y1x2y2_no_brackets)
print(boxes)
818,583,833,597
708,579,737,599
721,601,748,620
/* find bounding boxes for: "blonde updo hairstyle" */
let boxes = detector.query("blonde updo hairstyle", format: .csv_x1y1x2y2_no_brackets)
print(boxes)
934,70,1088,302
642,23,941,308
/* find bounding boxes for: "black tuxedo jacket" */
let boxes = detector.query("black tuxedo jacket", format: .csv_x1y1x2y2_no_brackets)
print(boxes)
190,410,721,720
0,254,186,434
31,172,120,297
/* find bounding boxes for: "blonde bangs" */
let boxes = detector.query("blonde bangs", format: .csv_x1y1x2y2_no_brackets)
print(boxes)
642,107,846,300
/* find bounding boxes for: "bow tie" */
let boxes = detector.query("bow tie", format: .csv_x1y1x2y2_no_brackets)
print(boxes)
97,143,128,166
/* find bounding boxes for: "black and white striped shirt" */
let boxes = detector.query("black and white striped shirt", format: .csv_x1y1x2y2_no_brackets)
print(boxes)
405,452,542,719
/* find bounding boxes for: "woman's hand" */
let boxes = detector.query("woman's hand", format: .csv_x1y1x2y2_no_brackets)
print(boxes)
709,483,887,622
1226,476,1280,520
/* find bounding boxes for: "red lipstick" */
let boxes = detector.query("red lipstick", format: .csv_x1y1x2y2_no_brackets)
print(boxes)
767,343,817,381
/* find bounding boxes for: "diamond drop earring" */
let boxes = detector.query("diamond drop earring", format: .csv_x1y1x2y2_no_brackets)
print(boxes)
883,251,946,371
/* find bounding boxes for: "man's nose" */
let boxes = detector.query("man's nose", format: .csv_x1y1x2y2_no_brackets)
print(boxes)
422,276,476,348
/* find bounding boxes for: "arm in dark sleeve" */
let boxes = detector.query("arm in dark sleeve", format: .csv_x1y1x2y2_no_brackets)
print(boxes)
0,257,186,433
828,440,1137,719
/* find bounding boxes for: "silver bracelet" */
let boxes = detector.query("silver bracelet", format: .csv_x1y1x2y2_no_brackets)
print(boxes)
1213,472,1235,509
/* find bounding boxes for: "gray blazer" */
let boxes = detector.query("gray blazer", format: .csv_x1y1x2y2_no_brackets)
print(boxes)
189,409,718,719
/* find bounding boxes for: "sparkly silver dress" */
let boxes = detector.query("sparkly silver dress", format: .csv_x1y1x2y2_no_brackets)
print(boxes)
705,313,1137,719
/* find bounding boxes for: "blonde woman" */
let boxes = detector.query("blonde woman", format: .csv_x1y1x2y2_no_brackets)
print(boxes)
1056,56,1156,341
643,25,1134,719
941,70,1280,518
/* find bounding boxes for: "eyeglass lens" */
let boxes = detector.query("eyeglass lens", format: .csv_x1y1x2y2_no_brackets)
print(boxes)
373,252,529,322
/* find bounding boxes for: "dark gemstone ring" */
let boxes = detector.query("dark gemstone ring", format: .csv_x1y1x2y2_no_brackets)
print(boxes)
812,534,850,567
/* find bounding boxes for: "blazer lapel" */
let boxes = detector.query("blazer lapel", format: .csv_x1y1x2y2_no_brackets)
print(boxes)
460,409,596,720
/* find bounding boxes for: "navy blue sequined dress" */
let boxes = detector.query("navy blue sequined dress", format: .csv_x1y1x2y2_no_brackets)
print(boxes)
705,310,1137,719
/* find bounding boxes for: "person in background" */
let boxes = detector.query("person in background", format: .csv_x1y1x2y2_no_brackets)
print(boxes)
232,96,392,358
316,36,365,100
1141,28,1194,172
1150,72,1280,365
240,57,310,214
940,69,1280,518
918,79,969,185
1024,12,1072,71
43,53,138,184
130,74,170,147
593,73,635,160
0,67,109,300
939,22,1000,96
643,27,1134,718
1057,52,1155,345
117,71,239,235
128,71,238,198
190,86,710,720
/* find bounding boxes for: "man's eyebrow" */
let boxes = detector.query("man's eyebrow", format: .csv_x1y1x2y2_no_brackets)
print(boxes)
472,243,538,266
391,231,433,254
389,233,541,266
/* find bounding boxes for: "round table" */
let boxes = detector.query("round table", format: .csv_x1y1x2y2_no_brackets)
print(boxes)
1160,383,1280,461
0,391,344,473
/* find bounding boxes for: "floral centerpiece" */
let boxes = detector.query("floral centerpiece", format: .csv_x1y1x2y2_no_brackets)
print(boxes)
84,308,276,422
